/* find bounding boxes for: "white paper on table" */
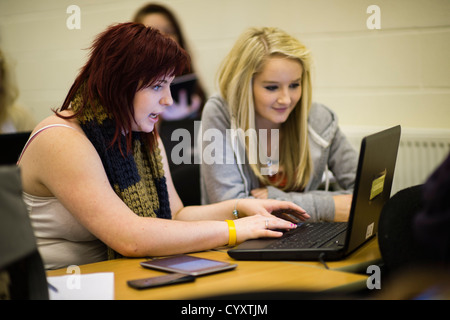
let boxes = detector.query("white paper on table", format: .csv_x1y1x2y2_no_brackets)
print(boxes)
47,272,114,300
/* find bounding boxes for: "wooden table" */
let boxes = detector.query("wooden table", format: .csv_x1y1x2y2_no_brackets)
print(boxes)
47,237,381,300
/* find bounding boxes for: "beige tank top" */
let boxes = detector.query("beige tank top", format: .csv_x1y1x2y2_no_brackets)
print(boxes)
19,124,107,270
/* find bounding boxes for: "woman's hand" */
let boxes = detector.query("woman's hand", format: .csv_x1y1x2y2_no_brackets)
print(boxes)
237,198,310,223
233,214,296,243
250,187,268,199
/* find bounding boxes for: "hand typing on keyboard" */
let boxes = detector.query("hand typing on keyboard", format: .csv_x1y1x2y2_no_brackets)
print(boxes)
271,208,310,224
236,199,310,224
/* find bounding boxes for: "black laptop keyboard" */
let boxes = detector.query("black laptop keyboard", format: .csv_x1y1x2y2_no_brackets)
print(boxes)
267,222,348,249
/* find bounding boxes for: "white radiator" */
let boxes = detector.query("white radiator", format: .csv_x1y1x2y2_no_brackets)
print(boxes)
341,126,450,195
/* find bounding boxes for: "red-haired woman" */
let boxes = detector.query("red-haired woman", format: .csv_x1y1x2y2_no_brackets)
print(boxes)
17,23,308,270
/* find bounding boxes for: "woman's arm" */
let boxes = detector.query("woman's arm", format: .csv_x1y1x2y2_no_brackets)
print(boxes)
20,122,298,258
253,187,352,222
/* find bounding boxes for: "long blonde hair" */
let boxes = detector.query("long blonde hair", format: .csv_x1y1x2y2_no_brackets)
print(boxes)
217,27,313,191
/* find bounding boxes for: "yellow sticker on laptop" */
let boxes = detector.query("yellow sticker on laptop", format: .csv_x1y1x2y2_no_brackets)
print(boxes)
370,170,386,200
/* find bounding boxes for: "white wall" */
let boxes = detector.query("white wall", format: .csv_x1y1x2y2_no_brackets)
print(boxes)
1,0,449,131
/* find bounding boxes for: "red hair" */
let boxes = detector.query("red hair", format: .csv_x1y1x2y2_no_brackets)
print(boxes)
58,22,189,152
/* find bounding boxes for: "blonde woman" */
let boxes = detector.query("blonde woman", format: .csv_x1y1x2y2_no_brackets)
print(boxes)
200,27,357,222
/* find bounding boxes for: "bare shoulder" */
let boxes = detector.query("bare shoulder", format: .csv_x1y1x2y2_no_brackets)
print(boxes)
22,111,91,167
19,111,104,196
32,111,83,134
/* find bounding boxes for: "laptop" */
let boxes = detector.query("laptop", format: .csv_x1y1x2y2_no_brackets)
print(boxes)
228,125,401,261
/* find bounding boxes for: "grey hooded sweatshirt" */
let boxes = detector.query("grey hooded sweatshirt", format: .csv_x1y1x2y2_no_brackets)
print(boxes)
199,94,358,221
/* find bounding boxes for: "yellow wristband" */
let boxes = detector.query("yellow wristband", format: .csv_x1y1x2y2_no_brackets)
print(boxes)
225,220,237,247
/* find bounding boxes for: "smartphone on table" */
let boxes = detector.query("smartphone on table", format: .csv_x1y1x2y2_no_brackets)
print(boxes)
127,273,195,290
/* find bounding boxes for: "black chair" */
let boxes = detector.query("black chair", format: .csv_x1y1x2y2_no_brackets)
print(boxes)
378,184,426,274
0,131,31,165
0,165,49,300
171,163,201,206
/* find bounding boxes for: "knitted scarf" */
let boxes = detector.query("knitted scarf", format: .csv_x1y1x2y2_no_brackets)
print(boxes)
71,90,171,260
